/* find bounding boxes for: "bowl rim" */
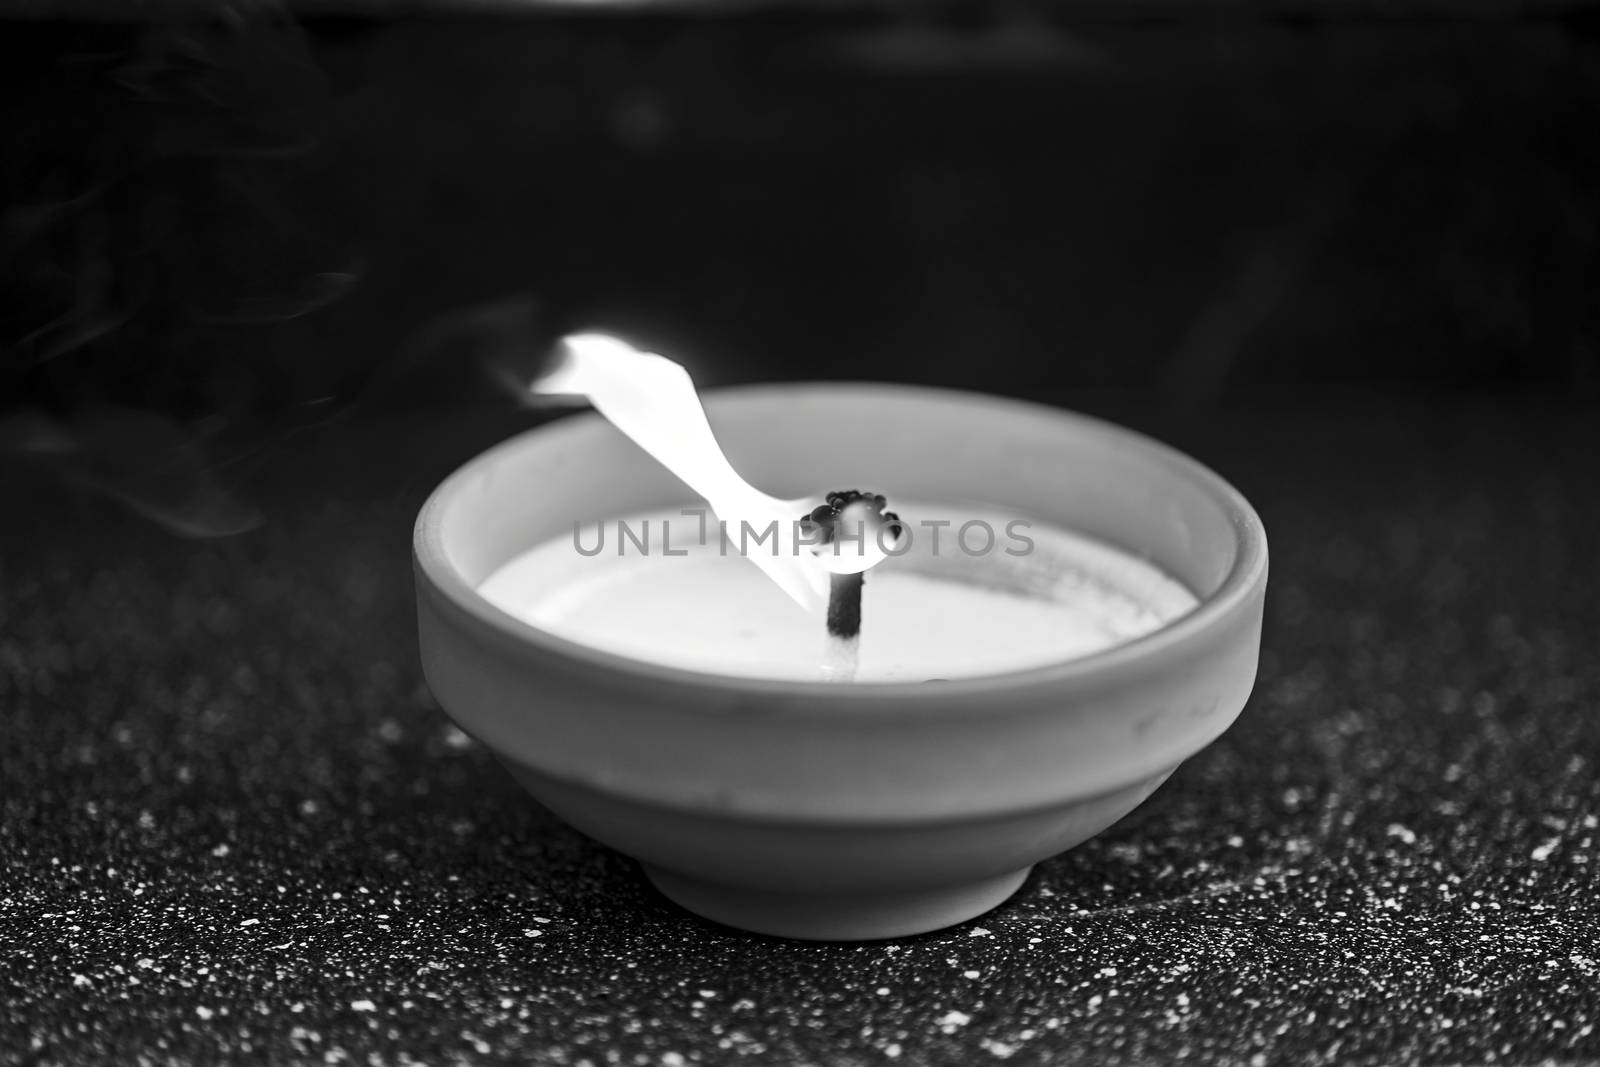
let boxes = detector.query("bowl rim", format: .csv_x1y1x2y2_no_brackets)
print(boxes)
414,381,1268,713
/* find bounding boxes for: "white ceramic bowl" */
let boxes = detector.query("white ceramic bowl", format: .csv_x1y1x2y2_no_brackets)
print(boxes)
414,385,1268,940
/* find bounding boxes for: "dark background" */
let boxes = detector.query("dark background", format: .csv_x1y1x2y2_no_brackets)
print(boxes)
4,1,1600,531
4,4,1600,1066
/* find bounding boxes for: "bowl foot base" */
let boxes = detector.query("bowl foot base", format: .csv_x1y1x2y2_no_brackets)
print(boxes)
642,864,1032,941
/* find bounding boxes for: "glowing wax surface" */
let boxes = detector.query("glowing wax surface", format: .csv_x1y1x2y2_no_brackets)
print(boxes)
477,506,1199,683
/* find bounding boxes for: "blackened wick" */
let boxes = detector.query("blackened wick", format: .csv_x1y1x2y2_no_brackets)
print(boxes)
800,490,902,639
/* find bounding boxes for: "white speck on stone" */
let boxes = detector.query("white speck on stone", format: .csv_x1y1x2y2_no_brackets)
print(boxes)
963,970,981,980
196,1007,214,1020
661,1054,686,1067
1386,824,1416,845
72,974,91,988
240,918,259,927
1532,839,1560,862
350,1000,376,1013
136,958,154,970
523,929,542,938
936,1011,972,1031
969,927,992,937
982,1039,1017,1059
212,844,230,858
876,987,891,996
885,1044,902,1059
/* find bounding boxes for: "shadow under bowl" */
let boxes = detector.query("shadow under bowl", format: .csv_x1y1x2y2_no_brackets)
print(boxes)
414,384,1268,940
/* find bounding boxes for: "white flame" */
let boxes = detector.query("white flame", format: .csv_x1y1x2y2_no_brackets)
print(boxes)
533,333,843,614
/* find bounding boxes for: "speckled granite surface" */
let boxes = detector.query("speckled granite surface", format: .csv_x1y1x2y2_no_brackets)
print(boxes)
3,398,1598,1065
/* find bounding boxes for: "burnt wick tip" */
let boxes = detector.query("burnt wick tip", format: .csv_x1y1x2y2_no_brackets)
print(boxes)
799,488,900,544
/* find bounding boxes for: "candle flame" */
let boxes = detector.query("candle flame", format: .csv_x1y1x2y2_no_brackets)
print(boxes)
533,333,840,614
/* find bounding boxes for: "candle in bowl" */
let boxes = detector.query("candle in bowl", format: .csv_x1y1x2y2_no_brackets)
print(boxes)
414,347,1268,940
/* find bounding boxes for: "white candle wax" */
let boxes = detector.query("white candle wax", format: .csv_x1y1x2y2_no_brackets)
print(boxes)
478,503,1199,683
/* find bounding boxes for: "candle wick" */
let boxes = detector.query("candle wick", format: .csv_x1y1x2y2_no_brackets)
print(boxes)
821,573,866,683
827,572,866,639
803,489,904,682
